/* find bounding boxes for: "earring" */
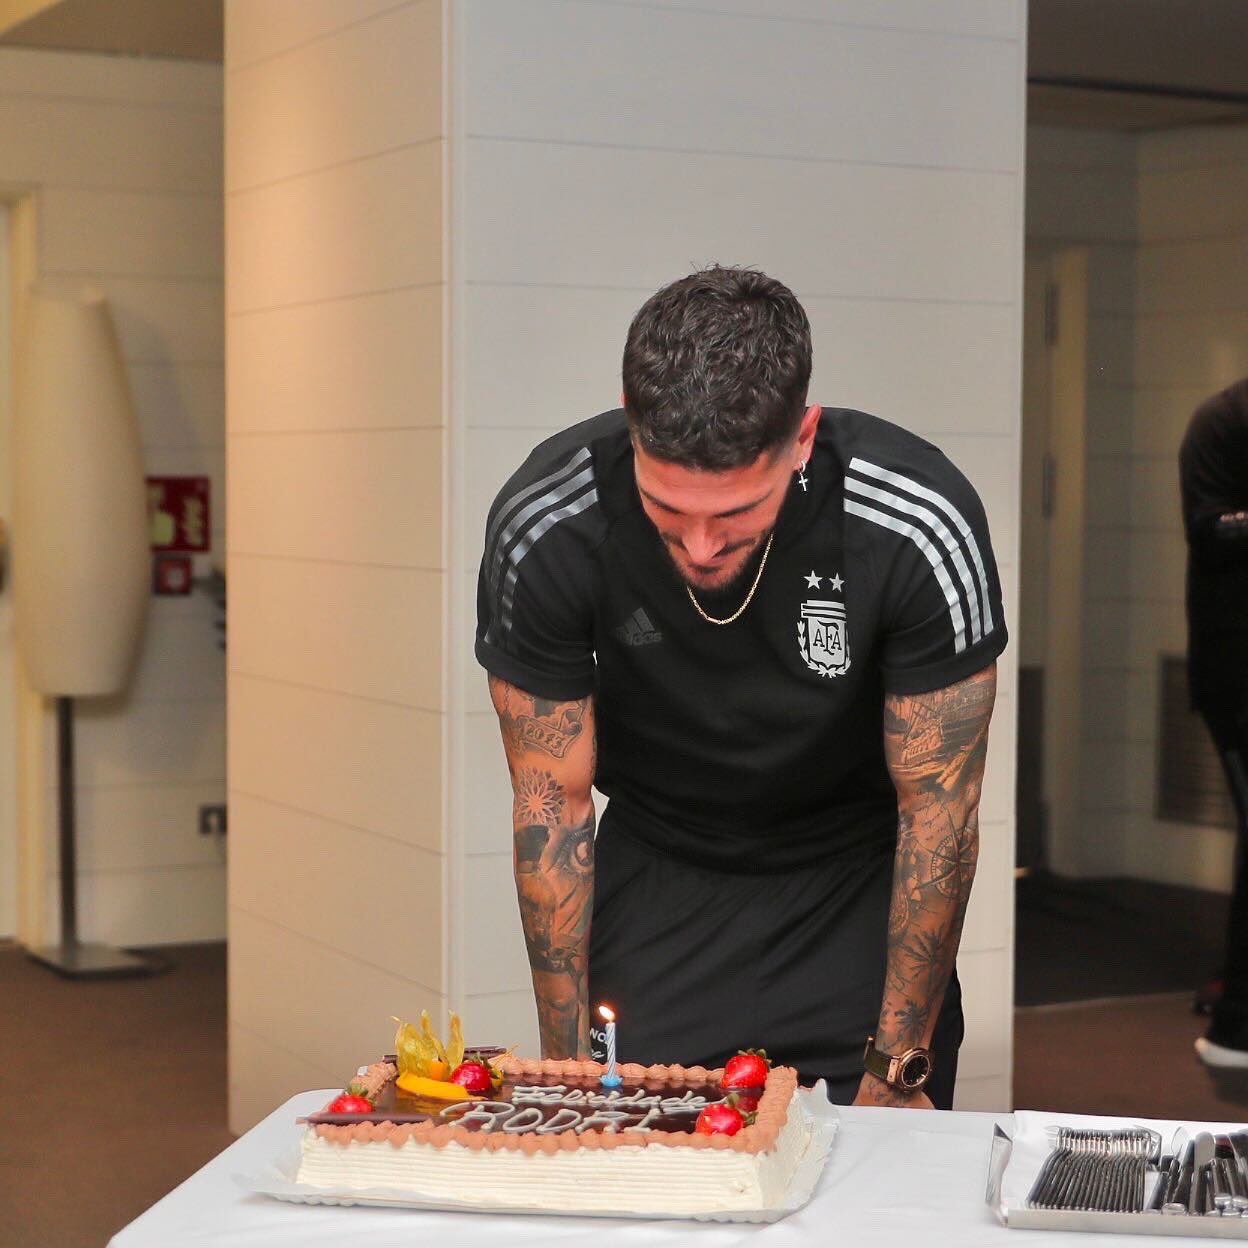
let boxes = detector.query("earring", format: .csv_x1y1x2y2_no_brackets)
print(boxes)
797,460,809,493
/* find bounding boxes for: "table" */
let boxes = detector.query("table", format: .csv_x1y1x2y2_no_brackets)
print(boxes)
107,1092,1189,1246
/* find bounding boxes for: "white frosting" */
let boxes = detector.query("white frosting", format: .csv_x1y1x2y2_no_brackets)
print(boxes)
296,1092,812,1215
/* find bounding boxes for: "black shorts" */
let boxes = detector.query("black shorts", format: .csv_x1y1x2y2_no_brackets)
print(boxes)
587,819,964,1108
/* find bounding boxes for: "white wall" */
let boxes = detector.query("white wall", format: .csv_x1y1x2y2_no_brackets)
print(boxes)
224,0,447,1132
224,0,1026,1126
448,0,1026,1112
0,47,226,946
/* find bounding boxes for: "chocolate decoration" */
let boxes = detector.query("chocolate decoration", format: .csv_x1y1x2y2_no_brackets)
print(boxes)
305,1065,727,1134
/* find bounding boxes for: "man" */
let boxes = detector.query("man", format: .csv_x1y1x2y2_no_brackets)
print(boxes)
476,266,1005,1108
1181,378,1248,1069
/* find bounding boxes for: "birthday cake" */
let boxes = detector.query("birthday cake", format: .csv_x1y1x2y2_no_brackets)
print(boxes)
295,1022,813,1216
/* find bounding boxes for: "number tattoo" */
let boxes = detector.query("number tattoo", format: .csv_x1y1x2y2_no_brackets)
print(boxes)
493,681,587,760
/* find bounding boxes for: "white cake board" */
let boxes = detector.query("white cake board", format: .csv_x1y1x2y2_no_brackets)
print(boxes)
238,1084,839,1225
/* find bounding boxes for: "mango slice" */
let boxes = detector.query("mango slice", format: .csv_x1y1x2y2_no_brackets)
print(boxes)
396,1072,474,1101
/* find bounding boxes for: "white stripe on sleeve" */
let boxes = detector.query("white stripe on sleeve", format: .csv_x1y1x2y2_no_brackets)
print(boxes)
844,497,968,654
849,456,994,635
844,475,983,644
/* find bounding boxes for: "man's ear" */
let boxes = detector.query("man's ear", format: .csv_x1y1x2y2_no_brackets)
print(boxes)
796,404,821,463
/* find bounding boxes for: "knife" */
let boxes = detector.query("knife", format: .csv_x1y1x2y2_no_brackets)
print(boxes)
1209,1137,1233,1210
1228,1131,1248,1211
1165,1138,1196,1214
1193,1133,1217,1216
1148,1155,1179,1213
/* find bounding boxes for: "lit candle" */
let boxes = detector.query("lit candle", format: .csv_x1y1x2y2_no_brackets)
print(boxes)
598,1004,621,1087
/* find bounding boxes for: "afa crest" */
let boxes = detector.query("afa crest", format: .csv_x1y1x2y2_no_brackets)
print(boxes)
798,599,851,678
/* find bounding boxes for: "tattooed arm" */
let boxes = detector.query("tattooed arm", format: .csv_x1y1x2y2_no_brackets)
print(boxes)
854,661,997,1108
489,674,596,1059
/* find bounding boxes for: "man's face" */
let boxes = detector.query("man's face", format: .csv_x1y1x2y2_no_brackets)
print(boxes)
632,406,820,592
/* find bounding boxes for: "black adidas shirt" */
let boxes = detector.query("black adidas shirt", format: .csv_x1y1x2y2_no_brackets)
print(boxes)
476,407,1007,873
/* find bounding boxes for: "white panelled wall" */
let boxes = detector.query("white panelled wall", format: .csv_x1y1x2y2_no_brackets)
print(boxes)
0,48,225,946
226,0,1026,1129
224,0,446,1131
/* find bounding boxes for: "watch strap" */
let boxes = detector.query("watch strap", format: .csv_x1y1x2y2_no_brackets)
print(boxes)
863,1036,933,1091
862,1037,895,1083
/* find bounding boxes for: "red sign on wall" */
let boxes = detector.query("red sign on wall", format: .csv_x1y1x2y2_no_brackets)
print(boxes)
147,476,210,552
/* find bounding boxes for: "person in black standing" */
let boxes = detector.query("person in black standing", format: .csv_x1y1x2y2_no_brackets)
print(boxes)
476,267,1007,1107
1183,378,1248,1067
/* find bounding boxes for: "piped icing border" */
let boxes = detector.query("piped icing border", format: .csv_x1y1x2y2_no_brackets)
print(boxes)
310,1058,798,1156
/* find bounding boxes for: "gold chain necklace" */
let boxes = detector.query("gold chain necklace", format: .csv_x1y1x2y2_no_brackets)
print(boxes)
684,532,775,626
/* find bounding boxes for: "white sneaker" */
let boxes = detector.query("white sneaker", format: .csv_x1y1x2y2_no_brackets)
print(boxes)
1196,1036,1248,1069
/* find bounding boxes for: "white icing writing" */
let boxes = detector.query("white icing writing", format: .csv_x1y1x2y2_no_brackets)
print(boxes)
511,1085,715,1114
438,1084,727,1137
633,1106,667,1131
501,1107,545,1133
438,1101,512,1132
535,1108,584,1134
655,1091,716,1114
575,1111,635,1134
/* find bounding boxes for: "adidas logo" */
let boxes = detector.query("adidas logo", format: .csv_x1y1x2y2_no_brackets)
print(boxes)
613,607,663,647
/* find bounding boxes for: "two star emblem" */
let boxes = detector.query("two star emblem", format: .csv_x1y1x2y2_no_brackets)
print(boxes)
805,570,844,591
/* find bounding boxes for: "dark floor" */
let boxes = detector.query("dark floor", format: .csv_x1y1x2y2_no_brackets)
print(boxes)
1,877,1243,1246
1012,872,1248,1122
1015,991,1248,1120
0,941,232,1248
1015,871,1229,1006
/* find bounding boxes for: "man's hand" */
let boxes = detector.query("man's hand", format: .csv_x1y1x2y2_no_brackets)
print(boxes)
868,662,997,1108
852,1077,934,1110
490,675,597,1059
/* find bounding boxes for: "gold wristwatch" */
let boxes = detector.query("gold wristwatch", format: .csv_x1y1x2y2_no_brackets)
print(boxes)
863,1036,934,1093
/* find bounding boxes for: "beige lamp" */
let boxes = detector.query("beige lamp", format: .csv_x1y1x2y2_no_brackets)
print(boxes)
14,281,154,977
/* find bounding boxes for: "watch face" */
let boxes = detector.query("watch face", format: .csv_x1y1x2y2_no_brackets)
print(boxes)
898,1051,933,1090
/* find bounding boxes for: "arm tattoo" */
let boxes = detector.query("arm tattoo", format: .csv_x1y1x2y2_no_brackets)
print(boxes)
514,804,595,1057
493,680,588,759
513,769,567,826
864,662,996,1102
490,676,597,1059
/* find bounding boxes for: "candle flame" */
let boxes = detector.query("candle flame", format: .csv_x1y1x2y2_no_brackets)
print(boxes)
598,1004,615,1022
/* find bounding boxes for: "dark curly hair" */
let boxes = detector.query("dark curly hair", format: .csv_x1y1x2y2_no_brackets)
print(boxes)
622,265,812,470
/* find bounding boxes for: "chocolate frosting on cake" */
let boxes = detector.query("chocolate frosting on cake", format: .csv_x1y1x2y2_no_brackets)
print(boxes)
305,1056,797,1156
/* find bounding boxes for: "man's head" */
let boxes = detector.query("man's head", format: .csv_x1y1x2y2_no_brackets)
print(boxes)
622,266,818,591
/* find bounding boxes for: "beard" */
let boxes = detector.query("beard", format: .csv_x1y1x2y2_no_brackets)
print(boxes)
662,531,772,611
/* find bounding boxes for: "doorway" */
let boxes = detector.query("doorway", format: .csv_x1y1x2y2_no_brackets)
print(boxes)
1018,244,1087,877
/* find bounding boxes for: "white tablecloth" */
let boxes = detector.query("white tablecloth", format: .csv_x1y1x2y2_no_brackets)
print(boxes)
107,1091,1188,1247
